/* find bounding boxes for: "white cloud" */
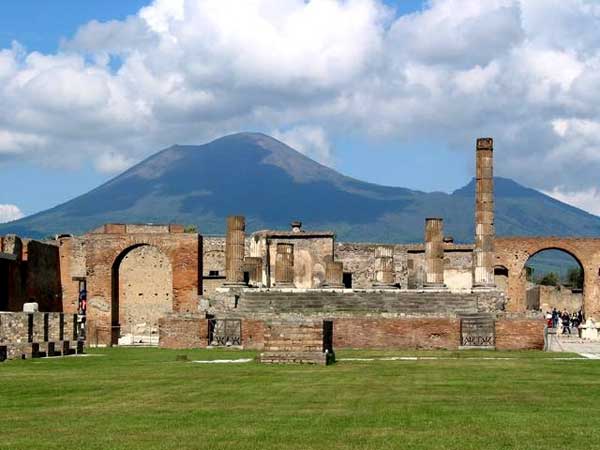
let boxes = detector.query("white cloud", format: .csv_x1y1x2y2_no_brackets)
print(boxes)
0,204,24,223
0,0,599,210
544,187,600,216
272,126,332,165
95,152,137,174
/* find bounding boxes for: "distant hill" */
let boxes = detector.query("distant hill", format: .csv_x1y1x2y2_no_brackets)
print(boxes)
2,132,600,242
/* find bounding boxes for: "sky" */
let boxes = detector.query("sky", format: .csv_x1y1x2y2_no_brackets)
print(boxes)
1,0,600,222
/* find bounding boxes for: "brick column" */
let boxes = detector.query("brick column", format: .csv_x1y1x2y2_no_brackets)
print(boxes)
224,215,246,286
244,257,263,287
323,260,344,288
424,218,446,288
275,243,294,287
373,246,396,288
473,138,496,288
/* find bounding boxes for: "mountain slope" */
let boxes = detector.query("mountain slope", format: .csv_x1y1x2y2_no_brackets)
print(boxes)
2,132,600,242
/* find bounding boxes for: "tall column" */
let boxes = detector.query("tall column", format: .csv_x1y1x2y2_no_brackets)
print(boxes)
323,259,344,288
424,218,446,288
224,215,246,286
373,246,396,288
244,257,263,287
275,243,295,287
473,138,496,288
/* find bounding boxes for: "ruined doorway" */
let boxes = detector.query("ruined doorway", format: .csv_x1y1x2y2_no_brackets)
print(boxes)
111,245,173,346
524,249,584,313
343,272,352,289
0,260,9,311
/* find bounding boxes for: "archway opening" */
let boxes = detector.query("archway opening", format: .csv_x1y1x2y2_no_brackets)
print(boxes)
494,266,509,294
524,249,584,315
111,244,173,346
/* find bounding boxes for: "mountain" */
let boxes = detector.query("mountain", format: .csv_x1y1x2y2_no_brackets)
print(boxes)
2,132,600,242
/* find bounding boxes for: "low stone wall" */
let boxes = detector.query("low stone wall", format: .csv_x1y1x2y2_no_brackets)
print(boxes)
333,318,460,350
0,312,83,361
158,314,208,349
495,318,545,350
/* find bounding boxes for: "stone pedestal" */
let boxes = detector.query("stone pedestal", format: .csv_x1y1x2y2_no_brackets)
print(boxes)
275,243,295,287
579,319,599,340
424,218,446,289
224,215,247,287
473,138,496,288
373,246,396,288
323,260,344,288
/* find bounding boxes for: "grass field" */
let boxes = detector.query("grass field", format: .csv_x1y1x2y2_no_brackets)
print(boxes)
1,347,599,450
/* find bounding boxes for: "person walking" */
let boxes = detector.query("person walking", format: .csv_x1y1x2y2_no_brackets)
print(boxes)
562,310,571,335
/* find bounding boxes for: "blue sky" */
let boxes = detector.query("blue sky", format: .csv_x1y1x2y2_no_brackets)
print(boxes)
2,0,456,217
1,0,599,220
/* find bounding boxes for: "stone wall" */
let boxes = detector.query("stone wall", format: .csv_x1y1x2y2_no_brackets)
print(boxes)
158,314,208,349
0,311,82,361
333,318,460,349
119,245,173,338
495,318,545,350
526,285,583,313
0,236,62,313
336,243,473,290
26,240,62,312
58,236,86,314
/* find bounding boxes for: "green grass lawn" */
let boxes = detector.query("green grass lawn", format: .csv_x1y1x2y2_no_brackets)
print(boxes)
1,347,599,450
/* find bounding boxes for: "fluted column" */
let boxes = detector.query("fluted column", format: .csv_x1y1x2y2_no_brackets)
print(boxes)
275,243,295,287
323,259,344,288
473,138,496,288
244,257,263,287
224,215,246,286
424,218,446,288
373,246,396,288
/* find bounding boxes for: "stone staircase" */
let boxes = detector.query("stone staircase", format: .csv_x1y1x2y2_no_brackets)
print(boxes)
233,290,484,316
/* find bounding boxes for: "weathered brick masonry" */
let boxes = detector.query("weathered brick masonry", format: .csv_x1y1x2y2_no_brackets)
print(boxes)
84,224,199,345
158,314,208,349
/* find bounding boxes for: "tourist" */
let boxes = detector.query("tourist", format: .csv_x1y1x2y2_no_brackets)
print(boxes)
562,310,571,335
552,308,559,328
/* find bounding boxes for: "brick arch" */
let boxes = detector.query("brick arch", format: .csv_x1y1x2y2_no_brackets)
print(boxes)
85,227,199,345
495,237,600,317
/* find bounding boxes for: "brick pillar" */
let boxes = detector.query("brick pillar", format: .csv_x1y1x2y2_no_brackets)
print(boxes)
224,216,246,286
323,260,344,288
275,243,294,287
473,138,496,289
373,246,396,288
244,257,263,287
424,218,446,288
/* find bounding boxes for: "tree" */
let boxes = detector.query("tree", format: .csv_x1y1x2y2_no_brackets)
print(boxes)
566,267,584,289
539,272,559,286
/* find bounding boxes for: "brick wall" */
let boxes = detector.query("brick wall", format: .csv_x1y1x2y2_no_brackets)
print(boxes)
158,314,208,349
333,318,461,350
241,319,265,350
495,318,545,350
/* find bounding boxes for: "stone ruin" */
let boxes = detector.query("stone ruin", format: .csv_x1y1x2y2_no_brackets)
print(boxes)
3,137,600,363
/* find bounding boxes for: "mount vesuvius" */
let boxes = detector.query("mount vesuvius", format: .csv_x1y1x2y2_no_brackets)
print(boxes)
2,132,600,242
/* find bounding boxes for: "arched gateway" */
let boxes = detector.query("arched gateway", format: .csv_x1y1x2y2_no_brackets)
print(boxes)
495,237,600,317
84,224,199,346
